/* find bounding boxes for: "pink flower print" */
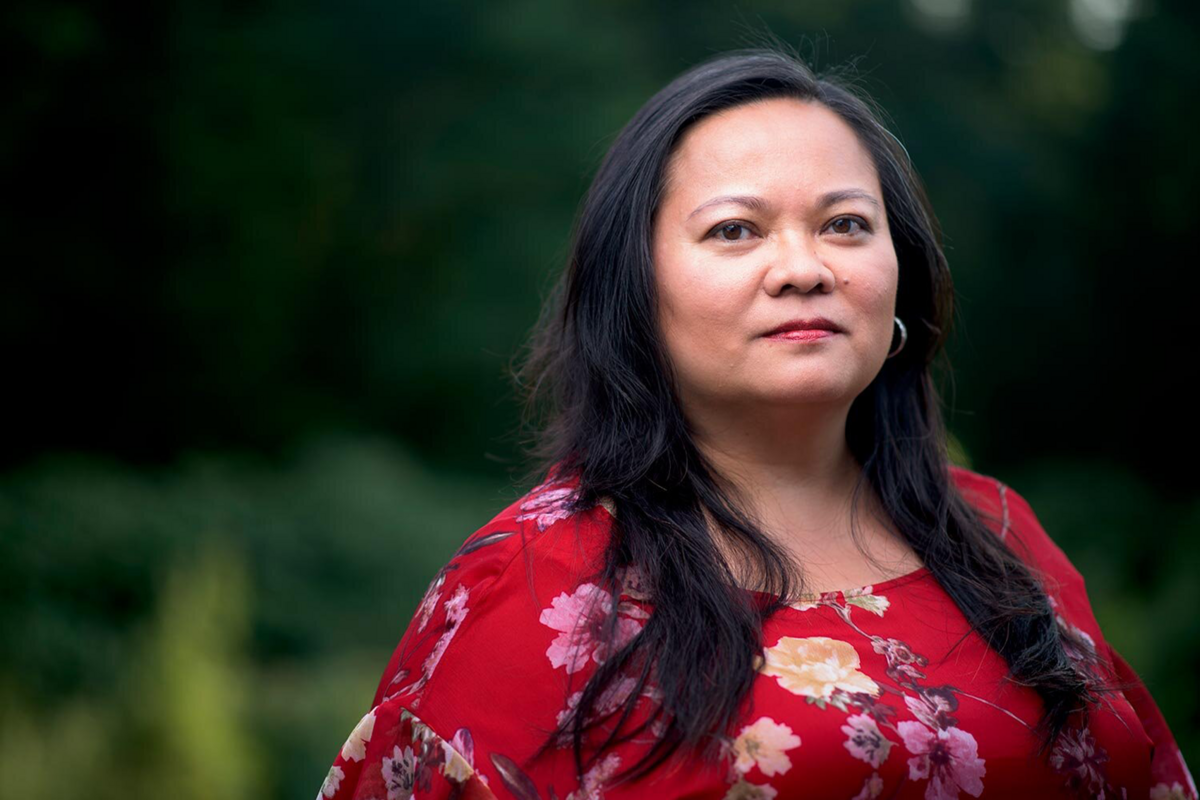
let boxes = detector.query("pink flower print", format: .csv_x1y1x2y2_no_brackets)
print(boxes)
848,691,899,728
904,688,960,731
555,674,641,744
415,570,446,633
1056,614,1098,663
842,712,893,768
1049,725,1110,796
515,481,579,531
617,563,652,601
443,584,469,624
540,582,644,674
408,719,445,794
565,752,621,800
870,635,929,682
397,583,471,704
1047,596,1098,665
421,585,469,677
790,590,840,611
896,722,986,800
851,773,885,800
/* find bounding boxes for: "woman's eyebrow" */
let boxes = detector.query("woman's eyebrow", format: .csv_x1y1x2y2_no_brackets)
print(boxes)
686,188,881,221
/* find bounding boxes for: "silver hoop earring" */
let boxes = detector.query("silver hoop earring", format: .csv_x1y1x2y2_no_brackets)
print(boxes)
886,316,907,359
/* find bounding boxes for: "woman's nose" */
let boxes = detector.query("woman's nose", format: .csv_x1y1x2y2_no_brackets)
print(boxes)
762,233,836,296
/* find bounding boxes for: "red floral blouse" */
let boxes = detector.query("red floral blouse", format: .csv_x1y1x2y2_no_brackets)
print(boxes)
317,465,1195,800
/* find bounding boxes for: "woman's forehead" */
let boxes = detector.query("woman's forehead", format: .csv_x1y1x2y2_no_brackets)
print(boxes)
661,100,882,213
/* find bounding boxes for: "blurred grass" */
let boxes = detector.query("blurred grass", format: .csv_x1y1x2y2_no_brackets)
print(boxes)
0,433,513,798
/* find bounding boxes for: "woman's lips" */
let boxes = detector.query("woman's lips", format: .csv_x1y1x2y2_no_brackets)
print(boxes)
764,329,839,341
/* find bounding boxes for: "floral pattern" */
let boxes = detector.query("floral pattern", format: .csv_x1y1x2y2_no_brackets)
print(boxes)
540,582,645,674
317,467,1196,800
729,716,802,777
761,636,881,707
749,585,992,800
384,583,471,707
841,712,892,768
897,722,985,799
515,477,580,531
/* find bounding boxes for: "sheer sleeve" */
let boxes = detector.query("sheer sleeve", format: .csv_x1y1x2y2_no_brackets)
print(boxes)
317,476,661,800
316,519,521,800
317,703,497,799
1105,642,1197,799
952,465,1197,797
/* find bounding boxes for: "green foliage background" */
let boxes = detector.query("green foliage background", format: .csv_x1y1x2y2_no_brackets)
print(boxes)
2,1,1196,796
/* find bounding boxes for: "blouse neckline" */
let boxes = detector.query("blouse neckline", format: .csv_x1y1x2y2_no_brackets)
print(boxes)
741,563,932,606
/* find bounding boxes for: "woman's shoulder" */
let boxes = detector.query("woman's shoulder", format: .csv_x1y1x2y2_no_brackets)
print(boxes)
947,463,1086,592
471,469,616,580
370,470,617,697
322,474,650,800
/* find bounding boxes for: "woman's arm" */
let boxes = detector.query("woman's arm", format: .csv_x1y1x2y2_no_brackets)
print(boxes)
317,477,661,800
1105,643,1197,800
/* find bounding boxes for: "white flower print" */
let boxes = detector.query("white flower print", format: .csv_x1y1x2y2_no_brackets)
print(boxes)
382,744,417,800
730,716,801,777
844,586,891,617
896,722,986,800
540,582,643,674
842,712,892,768
340,709,375,762
318,765,344,798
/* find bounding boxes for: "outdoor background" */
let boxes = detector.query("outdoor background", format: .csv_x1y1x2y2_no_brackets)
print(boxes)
2,0,1197,796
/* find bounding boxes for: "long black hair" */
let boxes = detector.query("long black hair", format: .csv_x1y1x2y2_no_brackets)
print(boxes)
509,44,1130,789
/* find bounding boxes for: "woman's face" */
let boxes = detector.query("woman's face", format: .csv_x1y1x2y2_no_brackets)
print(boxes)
651,97,899,417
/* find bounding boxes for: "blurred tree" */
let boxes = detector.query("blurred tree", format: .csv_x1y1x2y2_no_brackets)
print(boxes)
1,0,1195,793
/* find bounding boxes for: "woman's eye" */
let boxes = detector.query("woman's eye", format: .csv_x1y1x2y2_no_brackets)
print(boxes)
828,216,870,236
709,222,756,243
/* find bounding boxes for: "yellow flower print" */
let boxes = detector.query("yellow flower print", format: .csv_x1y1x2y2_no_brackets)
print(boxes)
731,716,801,777
440,739,474,782
760,636,880,700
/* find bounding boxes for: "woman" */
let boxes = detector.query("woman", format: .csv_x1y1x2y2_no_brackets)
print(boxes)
317,48,1193,799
